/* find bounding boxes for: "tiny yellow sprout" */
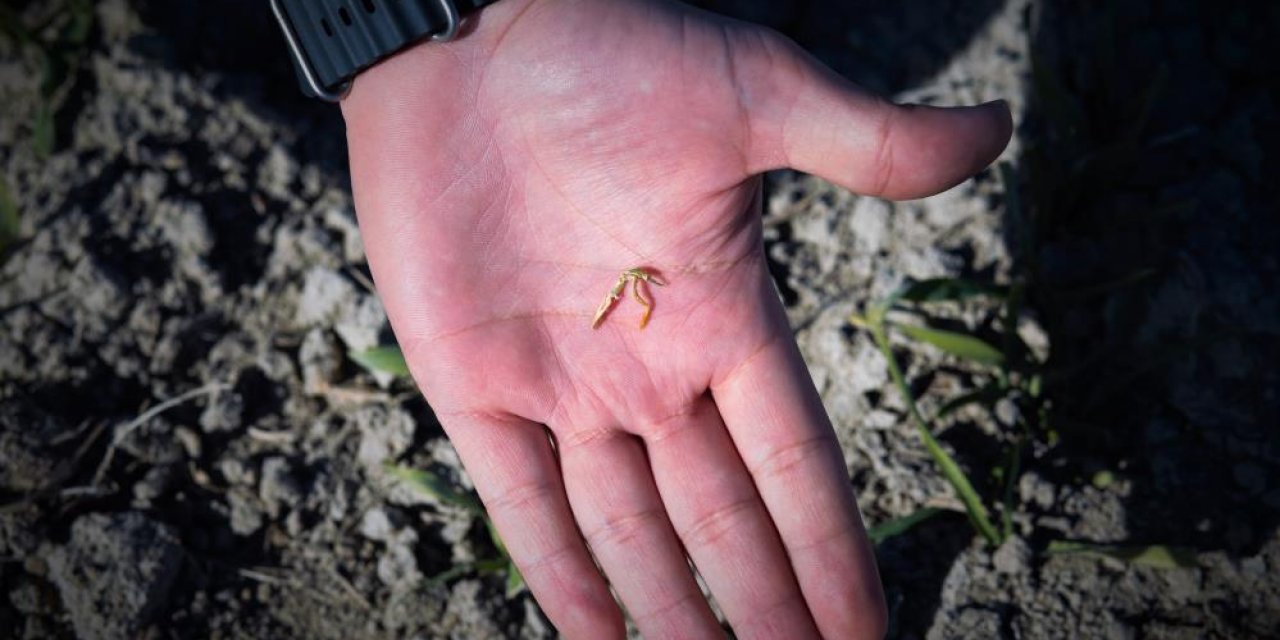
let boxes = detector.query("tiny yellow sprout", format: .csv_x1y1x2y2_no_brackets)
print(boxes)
591,267,665,330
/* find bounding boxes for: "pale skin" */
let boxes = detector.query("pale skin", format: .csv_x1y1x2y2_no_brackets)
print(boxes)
342,0,1012,637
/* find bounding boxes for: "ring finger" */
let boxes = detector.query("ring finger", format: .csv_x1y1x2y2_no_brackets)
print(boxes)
558,426,722,639
644,395,820,638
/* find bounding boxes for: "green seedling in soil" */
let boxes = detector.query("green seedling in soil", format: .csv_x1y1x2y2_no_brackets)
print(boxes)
348,344,412,378
0,177,20,260
0,0,95,157
852,272,1055,547
866,507,946,545
385,463,525,598
852,281,1007,546
1046,541,1196,570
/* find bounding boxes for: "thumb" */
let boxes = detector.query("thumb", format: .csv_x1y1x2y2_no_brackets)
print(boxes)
735,30,1013,200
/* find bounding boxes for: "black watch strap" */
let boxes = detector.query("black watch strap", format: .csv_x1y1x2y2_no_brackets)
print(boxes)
272,0,497,101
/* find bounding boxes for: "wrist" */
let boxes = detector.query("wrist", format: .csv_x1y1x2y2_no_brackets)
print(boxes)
274,0,534,102
340,0,536,122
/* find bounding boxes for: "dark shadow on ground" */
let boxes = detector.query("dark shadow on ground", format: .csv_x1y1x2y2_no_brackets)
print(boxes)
692,0,1007,96
1000,2,1280,634
131,0,349,177
875,510,977,638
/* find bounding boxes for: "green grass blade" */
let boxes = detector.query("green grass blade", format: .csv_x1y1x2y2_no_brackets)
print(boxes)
892,322,1005,366
504,560,525,598
867,507,946,545
485,519,508,556
914,421,1001,545
865,321,1002,546
896,278,1007,304
1000,438,1024,541
384,463,480,511
426,562,478,586
349,345,411,377
428,557,511,586
934,384,1003,421
64,0,95,46
472,557,511,574
1046,541,1196,569
33,105,55,158
0,177,20,255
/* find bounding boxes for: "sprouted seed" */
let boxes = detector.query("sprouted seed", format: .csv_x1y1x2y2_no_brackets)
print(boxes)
592,267,665,329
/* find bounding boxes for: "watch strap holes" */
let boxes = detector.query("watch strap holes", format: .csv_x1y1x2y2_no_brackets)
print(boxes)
321,17,334,37
361,0,377,13
338,7,353,25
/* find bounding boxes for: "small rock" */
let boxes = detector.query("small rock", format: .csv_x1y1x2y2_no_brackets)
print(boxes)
334,293,388,351
298,328,341,390
993,536,1031,575
259,457,303,518
295,267,357,328
43,512,182,640
359,507,396,542
322,206,366,264
850,196,892,253
71,258,128,329
1239,556,1266,578
357,508,422,590
174,426,202,459
256,144,297,200
199,390,243,433
1019,471,1057,510
284,510,303,537
226,489,264,536
116,418,183,466
132,466,172,508
218,457,253,486
354,405,416,470
931,606,1002,640
157,199,213,257
994,397,1021,427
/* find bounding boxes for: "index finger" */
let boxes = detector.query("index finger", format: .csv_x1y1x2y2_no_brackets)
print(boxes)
710,291,886,639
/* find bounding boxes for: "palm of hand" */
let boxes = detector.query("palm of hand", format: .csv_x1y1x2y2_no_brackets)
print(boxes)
343,0,1011,637
360,1,780,424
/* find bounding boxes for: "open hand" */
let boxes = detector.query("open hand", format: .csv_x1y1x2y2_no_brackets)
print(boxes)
343,0,1011,636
